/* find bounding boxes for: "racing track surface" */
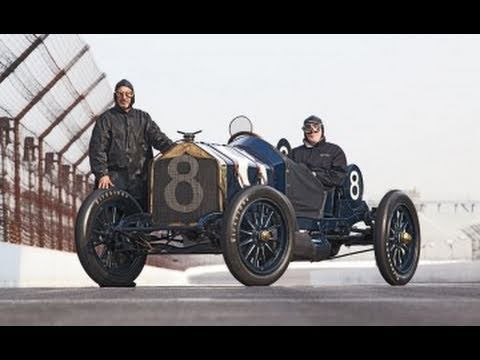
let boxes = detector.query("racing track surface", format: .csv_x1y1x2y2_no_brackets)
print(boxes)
0,284,479,325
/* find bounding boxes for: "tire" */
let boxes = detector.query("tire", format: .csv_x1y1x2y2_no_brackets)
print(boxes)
75,189,147,287
221,185,295,286
374,190,421,285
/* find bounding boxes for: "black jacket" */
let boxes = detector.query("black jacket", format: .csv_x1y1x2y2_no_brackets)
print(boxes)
291,138,347,190
89,106,173,180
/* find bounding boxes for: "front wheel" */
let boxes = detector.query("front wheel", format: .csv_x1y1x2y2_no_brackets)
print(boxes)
374,190,421,286
221,186,296,286
75,189,147,287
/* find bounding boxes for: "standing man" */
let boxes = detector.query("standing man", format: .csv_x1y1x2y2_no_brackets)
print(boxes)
291,115,347,191
89,79,173,210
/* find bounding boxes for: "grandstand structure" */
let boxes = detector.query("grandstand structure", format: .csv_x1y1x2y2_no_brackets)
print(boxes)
0,34,113,251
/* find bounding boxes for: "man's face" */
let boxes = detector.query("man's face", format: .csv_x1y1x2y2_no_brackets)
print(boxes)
115,86,134,111
303,122,323,144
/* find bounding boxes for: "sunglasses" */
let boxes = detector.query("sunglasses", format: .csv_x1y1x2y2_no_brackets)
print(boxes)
302,123,321,134
115,91,134,98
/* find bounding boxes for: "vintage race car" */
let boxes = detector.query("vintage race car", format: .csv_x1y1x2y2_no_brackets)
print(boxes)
75,116,421,287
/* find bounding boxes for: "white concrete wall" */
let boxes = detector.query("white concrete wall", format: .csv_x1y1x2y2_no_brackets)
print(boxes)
0,242,187,287
1,241,479,287
185,260,480,286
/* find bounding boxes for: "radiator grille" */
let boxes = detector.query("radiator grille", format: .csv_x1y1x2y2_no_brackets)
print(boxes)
151,154,219,226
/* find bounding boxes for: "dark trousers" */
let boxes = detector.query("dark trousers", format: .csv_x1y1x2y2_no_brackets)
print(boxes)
106,169,148,212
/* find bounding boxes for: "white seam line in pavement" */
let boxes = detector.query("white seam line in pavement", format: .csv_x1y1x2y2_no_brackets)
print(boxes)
0,298,479,304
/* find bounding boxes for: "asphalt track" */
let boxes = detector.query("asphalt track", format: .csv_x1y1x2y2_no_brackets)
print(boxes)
0,283,479,325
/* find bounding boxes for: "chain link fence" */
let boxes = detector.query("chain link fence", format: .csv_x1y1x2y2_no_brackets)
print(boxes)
0,34,112,251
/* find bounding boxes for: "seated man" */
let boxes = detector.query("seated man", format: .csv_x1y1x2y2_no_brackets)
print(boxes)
286,115,347,218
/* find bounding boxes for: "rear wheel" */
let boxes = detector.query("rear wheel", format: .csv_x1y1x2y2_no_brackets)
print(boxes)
221,186,295,286
374,190,421,285
75,189,147,287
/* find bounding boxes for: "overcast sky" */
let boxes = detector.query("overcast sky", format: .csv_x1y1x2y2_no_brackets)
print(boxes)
80,34,480,201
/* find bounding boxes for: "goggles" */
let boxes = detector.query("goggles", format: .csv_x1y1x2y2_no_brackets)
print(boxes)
115,91,134,98
302,123,321,134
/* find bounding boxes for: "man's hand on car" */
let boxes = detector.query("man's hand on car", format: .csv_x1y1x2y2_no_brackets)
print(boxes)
98,175,114,189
